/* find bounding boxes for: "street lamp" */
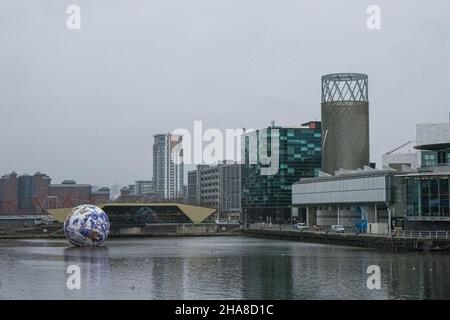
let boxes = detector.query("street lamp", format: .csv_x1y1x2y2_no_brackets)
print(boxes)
387,203,392,236
244,208,248,229
276,193,280,229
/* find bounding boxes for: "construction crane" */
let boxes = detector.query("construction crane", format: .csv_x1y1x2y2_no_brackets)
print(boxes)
354,207,368,234
385,140,415,154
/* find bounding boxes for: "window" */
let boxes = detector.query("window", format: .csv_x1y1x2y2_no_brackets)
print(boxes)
430,179,439,216
440,178,449,217
420,179,430,216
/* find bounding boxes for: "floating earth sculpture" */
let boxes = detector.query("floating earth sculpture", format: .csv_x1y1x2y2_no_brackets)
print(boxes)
63,205,110,246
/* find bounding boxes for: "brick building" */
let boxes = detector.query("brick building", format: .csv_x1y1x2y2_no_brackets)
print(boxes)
0,172,19,214
48,180,92,208
0,172,111,214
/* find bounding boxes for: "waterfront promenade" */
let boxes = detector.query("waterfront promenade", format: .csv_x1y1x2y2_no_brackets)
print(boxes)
245,224,450,252
2,222,450,252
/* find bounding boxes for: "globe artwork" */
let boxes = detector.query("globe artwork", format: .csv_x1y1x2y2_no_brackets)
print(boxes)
63,205,110,247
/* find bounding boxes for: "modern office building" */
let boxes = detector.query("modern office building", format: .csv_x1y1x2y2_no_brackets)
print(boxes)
134,180,154,195
187,169,200,205
321,73,370,175
382,152,419,171
293,115,450,231
153,134,184,199
241,121,322,223
382,140,419,170
117,180,157,202
415,118,450,167
292,167,395,232
187,162,241,222
402,116,450,229
220,163,242,222
128,184,136,195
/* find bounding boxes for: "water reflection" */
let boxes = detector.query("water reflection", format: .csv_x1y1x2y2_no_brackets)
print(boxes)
241,250,294,299
63,246,111,293
387,254,450,299
0,238,449,299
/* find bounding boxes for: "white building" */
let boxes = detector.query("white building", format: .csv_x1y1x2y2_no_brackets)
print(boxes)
382,140,419,170
153,134,184,199
134,180,154,195
382,152,419,170
416,118,450,167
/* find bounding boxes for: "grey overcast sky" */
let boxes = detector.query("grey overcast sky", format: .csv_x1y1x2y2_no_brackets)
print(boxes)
1,0,449,187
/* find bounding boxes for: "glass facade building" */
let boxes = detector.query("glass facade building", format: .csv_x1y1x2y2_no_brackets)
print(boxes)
405,175,450,217
421,148,450,167
242,122,322,222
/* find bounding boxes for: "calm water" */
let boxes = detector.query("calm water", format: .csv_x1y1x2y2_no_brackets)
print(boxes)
0,236,449,300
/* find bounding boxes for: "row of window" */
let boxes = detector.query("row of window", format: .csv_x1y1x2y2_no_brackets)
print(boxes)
406,177,450,217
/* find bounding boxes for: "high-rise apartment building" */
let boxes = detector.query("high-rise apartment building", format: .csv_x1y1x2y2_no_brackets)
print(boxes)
153,134,184,199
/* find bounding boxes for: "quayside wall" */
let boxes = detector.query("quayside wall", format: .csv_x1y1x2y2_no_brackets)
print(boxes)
244,229,450,252
0,223,242,239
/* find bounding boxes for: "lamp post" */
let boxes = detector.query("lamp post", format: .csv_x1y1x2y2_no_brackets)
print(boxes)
387,203,392,236
276,193,280,230
244,208,248,229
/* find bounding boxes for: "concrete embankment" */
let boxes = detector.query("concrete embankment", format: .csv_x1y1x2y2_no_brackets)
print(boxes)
244,228,450,252
0,223,242,240
110,223,241,237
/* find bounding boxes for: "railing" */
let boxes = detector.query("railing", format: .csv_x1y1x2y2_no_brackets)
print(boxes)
248,223,450,239
391,230,450,239
249,223,334,233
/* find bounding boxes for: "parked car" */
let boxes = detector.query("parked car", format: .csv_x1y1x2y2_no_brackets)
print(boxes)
294,223,308,231
330,225,345,233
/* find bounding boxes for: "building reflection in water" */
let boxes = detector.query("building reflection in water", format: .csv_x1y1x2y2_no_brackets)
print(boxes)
149,257,185,299
182,256,244,299
58,239,450,300
387,254,450,299
63,246,111,295
241,251,293,300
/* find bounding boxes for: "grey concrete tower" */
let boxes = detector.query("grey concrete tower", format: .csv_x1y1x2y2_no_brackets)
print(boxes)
321,73,370,175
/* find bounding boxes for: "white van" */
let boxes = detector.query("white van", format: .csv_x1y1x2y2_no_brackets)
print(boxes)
330,225,345,233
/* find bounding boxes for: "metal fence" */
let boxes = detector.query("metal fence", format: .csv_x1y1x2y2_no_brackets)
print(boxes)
248,223,450,239
392,230,450,239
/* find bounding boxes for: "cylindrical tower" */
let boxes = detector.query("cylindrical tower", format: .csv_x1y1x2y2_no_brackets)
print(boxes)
321,73,369,175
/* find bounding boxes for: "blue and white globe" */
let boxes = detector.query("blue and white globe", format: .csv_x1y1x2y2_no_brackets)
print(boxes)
64,205,110,247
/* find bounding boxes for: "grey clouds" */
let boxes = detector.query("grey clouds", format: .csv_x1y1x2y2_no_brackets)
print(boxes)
0,0,449,186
